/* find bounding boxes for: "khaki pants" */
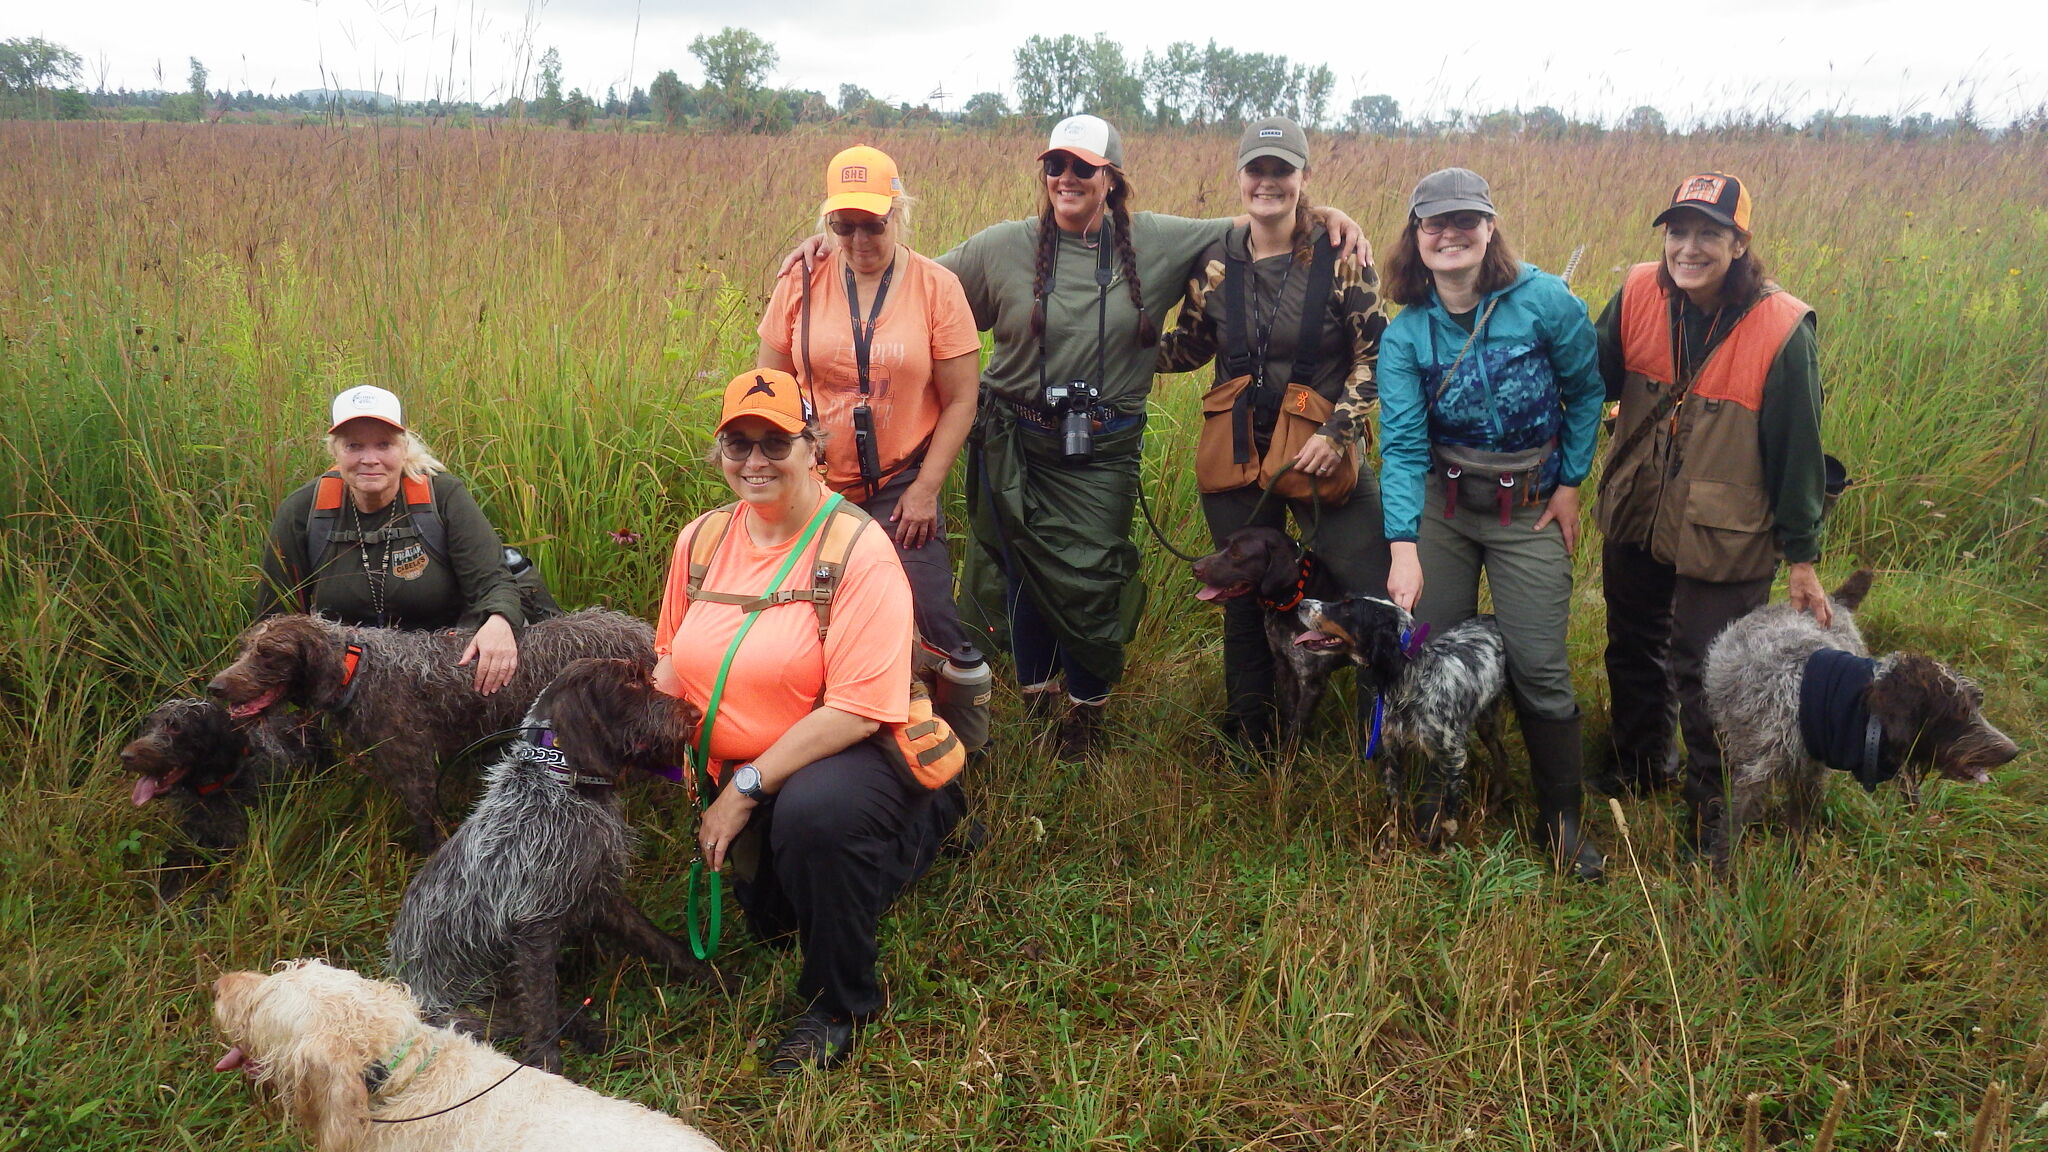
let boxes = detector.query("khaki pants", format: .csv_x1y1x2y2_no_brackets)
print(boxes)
1413,480,1577,720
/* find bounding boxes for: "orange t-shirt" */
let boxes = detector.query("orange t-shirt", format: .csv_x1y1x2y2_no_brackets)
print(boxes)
652,503,911,764
757,247,981,491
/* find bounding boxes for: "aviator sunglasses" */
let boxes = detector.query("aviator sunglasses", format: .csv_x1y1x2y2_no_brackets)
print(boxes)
718,432,803,461
827,214,890,237
1042,154,1104,180
1418,211,1491,235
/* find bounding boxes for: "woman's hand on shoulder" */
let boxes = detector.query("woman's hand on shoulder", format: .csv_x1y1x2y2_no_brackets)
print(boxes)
460,613,519,695
775,234,829,279
1533,485,1581,555
1310,206,1372,266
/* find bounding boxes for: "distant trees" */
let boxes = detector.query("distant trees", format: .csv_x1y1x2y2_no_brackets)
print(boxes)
0,37,81,93
1019,37,1335,128
1346,94,1402,135
964,91,1010,129
1621,104,1667,136
649,69,686,126
531,47,563,123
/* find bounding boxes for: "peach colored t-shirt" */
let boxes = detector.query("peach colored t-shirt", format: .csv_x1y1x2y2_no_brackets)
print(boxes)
652,502,911,765
758,247,981,491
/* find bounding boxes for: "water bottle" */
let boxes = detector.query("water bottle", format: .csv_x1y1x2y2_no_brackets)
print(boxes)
934,645,992,752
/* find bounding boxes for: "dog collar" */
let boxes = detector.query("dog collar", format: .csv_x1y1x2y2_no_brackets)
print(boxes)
515,725,614,787
1259,554,1316,613
191,767,242,796
332,641,367,710
1799,648,1894,791
1399,623,1431,659
364,1032,437,1100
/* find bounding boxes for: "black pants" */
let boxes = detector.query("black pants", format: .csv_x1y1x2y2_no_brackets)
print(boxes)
1601,540,1771,801
728,740,965,1019
854,467,978,662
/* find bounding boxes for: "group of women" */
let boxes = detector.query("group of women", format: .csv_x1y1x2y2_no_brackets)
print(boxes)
256,117,1826,1076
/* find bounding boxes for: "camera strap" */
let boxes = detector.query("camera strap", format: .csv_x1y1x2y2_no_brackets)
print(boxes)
1034,218,1116,412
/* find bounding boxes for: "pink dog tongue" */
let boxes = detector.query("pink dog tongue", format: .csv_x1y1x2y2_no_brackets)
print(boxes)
214,1046,248,1073
132,776,167,807
1195,586,1223,602
1294,631,1323,646
228,686,283,720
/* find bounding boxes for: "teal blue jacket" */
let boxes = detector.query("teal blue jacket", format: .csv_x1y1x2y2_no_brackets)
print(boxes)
1377,264,1603,542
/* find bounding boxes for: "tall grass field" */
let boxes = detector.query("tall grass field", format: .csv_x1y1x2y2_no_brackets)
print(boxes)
2,120,2046,1150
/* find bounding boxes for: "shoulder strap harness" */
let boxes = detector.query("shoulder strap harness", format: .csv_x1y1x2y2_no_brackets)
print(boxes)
683,499,876,640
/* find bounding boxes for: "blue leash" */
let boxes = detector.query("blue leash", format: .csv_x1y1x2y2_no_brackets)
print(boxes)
1365,625,1431,761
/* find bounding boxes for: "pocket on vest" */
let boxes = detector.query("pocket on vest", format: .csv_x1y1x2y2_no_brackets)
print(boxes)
1672,479,1775,582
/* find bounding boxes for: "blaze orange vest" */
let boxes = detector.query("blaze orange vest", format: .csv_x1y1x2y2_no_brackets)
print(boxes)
1597,263,1813,581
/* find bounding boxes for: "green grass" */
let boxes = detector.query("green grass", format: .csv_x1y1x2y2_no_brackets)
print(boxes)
1,121,2045,1150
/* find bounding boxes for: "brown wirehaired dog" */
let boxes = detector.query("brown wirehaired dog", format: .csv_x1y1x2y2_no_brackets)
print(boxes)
118,698,330,898
207,609,653,851
1703,570,2022,869
212,959,724,1151
389,658,721,1071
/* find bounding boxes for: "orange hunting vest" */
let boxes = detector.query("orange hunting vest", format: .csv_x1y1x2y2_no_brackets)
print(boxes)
1595,262,1812,582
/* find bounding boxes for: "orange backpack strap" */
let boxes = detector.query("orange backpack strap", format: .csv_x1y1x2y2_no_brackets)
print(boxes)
683,506,748,609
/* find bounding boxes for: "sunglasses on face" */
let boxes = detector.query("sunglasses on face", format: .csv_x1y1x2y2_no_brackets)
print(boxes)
1042,154,1103,180
1243,159,1298,179
1418,211,1491,235
826,214,890,237
718,433,802,461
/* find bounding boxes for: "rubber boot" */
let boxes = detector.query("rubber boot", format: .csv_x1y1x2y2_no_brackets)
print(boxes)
1519,708,1605,882
1055,699,1106,762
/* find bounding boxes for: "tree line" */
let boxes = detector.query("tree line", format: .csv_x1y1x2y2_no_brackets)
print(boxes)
5,31,2045,142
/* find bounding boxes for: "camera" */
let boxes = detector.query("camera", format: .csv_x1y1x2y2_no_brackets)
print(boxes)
851,401,883,488
1041,380,1099,465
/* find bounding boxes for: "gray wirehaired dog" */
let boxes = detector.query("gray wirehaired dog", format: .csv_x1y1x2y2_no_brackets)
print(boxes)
1703,569,2021,870
389,657,720,1072
206,609,653,851
1294,596,1511,846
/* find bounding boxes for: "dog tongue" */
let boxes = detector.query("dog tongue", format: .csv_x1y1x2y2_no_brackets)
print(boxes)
1293,631,1324,646
228,686,283,720
132,775,167,807
1195,586,1224,602
214,1046,248,1073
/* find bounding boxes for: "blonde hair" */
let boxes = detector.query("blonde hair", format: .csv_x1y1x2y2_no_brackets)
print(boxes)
817,191,917,251
326,426,446,480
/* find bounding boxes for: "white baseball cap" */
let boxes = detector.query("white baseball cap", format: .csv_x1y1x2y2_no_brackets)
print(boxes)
1039,114,1123,169
329,385,406,433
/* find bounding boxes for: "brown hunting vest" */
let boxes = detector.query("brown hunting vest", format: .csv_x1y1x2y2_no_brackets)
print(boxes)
1596,262,1812,582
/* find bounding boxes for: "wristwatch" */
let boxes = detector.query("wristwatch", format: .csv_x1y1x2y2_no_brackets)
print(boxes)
731,763,765,800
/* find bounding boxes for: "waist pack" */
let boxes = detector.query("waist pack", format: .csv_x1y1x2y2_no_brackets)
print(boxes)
683,498,982,791
306,472,562,623
1431,439,1556,526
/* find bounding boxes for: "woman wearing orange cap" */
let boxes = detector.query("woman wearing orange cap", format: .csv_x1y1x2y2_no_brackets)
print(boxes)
653,368,966,1076
756,144,984,670
1593,172,1827,853
255,385,538,695
780,119,1363,758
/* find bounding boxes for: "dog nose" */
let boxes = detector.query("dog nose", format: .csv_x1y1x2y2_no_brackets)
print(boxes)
204,677,228,700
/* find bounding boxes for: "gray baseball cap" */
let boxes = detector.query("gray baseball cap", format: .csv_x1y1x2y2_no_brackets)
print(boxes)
1409,167,1498,219
1238,117,1309,170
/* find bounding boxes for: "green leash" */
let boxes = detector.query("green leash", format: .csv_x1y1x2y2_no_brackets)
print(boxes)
685,491,845,960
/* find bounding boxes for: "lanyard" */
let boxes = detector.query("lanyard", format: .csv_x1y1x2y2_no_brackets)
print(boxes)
1246,249,1295,389
684,490,844,960
844,256,895,399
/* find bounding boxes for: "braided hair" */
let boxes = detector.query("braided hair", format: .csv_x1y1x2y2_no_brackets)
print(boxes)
1029,170,1155,349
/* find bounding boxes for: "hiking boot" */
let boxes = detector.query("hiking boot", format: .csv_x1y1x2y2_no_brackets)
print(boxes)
1521,708,1606,882
1055,699,1106,761
766,1009,858,1076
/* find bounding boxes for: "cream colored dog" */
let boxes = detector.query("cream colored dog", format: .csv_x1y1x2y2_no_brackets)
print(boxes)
211,959,723,1152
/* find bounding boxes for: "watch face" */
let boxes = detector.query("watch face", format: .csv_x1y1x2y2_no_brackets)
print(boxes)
735,765,762,795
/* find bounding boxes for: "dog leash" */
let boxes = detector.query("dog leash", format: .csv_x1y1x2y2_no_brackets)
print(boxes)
1362,626,1430,761
684,492,845,961
1136,460,1326,564
366,998,592,1124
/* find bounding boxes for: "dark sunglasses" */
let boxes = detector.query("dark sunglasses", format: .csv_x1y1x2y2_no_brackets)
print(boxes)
1418,211,1491,235
826,214,890,237
1042,154,1103,180
718,433,802,461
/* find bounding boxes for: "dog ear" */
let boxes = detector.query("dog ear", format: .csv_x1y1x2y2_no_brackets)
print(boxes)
286,1034,371,1152
1362,614,1409,689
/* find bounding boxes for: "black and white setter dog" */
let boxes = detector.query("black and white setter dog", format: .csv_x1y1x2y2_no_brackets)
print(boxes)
206,609,653,852
1295,596,1511,845
388,657,721,1072
1703,569,2021,869
1191,526,1350,745
118,698,330,899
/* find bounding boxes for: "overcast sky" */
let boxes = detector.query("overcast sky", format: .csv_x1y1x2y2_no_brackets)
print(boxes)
20,0,2048,125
